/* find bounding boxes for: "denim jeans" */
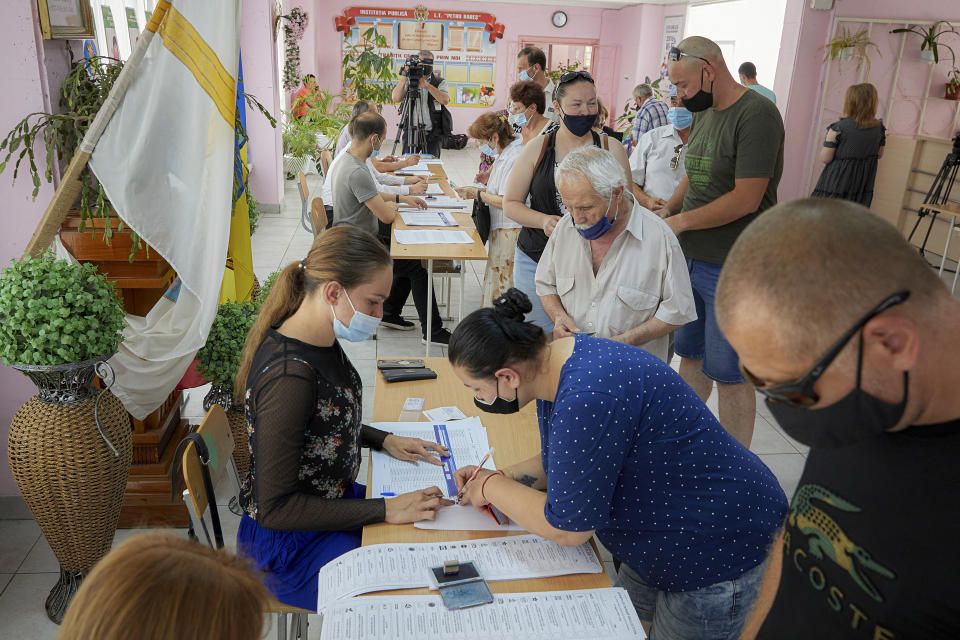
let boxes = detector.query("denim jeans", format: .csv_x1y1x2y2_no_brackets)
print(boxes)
511,247,554,334
615,560,766,640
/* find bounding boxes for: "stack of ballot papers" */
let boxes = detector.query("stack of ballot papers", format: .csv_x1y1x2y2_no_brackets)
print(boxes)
399,211,457,226
318,588,646,639
393,229,473,244
316,534,603,606
370,419,522,531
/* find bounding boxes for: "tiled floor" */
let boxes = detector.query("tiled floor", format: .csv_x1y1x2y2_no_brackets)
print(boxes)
0,147,811,638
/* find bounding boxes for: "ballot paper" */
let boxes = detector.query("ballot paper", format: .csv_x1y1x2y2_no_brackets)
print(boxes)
400,211,457,226
423,195,466,207
414,503,524,532
394,229,474,244
316,534,604,607
318,588,646,640
422,406,468,421
370,419,490,498
426,182,445,195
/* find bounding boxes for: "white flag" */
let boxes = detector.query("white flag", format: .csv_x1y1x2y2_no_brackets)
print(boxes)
89,0,240,419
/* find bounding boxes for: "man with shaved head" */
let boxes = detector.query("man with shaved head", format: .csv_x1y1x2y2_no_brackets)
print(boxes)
717,198,960,639
659,36,784,448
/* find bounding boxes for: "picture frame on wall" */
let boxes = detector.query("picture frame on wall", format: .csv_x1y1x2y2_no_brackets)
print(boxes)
37,0,95,40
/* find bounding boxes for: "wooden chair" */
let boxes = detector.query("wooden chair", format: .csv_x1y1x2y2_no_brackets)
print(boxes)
310,197,328,238
180,406,313,640
319,149,333,178
296,172,313,235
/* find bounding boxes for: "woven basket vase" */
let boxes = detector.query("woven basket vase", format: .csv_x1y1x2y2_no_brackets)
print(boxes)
7,359,132,623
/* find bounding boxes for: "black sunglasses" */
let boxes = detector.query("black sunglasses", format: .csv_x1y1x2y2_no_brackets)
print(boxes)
668,46,708,63
558,70,594,85
670,143,684,170
740,290,911,407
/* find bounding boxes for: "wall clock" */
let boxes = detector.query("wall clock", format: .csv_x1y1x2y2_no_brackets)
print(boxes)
552,11,567,28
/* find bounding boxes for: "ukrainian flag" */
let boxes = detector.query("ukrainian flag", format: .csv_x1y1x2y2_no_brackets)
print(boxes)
220,54,255,303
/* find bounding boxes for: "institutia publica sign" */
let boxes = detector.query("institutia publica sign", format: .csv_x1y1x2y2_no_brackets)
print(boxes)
335,7,505,43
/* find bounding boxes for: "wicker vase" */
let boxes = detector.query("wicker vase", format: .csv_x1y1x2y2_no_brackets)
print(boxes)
6,357,132,624
203,385,250,481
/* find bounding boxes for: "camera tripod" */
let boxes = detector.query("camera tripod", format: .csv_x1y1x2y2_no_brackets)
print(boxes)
909,132,960,270
391,78,428,157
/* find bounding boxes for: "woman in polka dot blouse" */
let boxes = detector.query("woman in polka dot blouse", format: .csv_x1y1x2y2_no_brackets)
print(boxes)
449,289,788,640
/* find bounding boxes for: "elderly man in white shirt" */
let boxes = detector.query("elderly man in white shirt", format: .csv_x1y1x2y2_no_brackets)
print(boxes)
536,146,696,363
629,89,692,212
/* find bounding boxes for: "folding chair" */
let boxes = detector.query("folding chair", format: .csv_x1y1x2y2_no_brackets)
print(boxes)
297,172,313,235
310,197,328,238
174,406,313,640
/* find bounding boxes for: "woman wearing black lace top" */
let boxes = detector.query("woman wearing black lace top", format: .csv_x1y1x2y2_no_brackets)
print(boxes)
234,226,452,610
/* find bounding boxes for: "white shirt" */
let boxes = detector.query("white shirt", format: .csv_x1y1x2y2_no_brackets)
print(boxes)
629,124,687,201
534,197,696,363
335,123,351,154
543,79,557,123
485,138,523,230
322,145,408,205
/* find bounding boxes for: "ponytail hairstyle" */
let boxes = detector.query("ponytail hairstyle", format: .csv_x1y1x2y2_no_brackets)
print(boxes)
448,289,547,378
234,226,391,400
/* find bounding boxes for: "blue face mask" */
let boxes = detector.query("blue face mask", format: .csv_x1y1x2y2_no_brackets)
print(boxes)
508,110,529,128
518,66,535,82
370,136,381,158
479,142,498,157
331,290,381,342
575,195,618,240
667,106,693,130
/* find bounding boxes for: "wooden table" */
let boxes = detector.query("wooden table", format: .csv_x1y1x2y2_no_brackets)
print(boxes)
390,163,487,357
362,358,611,596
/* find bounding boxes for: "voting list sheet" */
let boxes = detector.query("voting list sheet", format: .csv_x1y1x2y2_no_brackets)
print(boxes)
316,534,603,607
393,229,474,245
399,211,457,227
318,588,646,640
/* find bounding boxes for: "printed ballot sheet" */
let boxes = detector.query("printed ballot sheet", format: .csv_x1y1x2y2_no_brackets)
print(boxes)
316,534,604,607
318,588,646,640
370,419,490,498
399,211,457,226
393,229,474,244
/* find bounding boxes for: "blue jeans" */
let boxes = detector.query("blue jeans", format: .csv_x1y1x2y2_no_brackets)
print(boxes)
512,247,554,334
674,258,745,384
615,560,766,640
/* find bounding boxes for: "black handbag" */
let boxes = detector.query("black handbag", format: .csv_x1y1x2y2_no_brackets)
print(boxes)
472,196,491,245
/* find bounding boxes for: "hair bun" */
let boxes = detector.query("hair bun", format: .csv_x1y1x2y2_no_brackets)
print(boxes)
492,288,532,322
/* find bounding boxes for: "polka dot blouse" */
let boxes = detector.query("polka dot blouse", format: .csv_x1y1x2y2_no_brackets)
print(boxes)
537,335,788,592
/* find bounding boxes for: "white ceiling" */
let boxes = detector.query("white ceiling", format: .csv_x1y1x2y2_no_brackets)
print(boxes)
456,0,687,10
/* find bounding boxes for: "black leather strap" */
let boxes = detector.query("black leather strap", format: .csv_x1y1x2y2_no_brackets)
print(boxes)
170,432,225,549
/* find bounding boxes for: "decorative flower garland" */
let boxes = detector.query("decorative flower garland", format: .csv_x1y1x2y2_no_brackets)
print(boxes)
282,7,308,91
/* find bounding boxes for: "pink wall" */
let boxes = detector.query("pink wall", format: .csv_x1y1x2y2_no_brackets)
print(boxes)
285,0,675,135
777,0,960,201
0,2,75,496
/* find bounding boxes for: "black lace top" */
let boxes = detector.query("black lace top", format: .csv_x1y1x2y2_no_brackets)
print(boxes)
238,328,389,530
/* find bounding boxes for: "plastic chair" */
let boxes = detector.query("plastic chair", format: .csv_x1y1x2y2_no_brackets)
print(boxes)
310,197,328,238
178,406,313,640
297,172,313,235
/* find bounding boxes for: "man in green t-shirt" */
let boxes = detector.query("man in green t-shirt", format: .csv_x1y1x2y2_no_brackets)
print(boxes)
659,36,784,448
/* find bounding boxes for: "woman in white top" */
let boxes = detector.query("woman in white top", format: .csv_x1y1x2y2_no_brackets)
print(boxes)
456,112,524,306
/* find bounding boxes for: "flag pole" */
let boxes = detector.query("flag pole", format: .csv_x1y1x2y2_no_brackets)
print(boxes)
24,0,173,257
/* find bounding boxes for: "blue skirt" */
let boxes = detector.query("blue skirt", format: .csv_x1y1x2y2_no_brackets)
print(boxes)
237,482,365,610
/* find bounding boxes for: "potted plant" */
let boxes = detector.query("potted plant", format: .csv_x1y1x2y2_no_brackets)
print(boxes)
891,21,958,65
195,299,259,479
0,253,132,622
342,26,396,104
947,68,960,100
822,26,880,74
298,88,352,151
282,112,320,178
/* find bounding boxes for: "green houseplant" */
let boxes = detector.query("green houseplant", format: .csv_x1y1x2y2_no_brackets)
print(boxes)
282,113,321,178
0,252,132,623
280,7,308,92
195,299,259,478
822,26,880,74
948,68,960,100
342,26,396,104
891,21,958,65
297,88,352,151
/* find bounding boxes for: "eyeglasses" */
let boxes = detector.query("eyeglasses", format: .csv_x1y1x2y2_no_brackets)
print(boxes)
670,143,684,170
740,290,911,407
668,46,708,63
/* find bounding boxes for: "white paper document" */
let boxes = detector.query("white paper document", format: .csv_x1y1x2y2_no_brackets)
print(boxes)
318,588,646,640
414,503,524,531
426,182,445,194
400,211,457,227
316,534,604,607
422,406,468,421
423,195,466,207
394,229,474,244
370,419,490,498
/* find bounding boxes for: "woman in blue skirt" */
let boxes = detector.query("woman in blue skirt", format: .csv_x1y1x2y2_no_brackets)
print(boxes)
233,226,452,610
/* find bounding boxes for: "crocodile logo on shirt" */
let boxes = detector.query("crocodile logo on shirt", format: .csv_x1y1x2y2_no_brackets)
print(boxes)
788,484,896,602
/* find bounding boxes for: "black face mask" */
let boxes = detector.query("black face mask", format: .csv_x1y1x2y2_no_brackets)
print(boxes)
767,339,909,449
473,377,520,414
559,106,597,137
681,66,714,113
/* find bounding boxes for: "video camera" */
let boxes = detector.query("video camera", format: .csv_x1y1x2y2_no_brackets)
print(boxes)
399,54,431,82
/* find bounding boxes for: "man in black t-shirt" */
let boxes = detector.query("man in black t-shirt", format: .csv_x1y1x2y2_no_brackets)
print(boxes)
715,198,960,639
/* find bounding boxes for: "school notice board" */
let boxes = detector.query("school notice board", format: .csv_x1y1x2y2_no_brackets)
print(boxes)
337,6,503,107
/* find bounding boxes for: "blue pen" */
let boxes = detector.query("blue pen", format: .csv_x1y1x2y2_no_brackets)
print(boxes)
380,492,396,497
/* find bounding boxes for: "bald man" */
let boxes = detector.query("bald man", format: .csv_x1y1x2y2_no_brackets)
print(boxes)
716,198,960,639
660,36,784,448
